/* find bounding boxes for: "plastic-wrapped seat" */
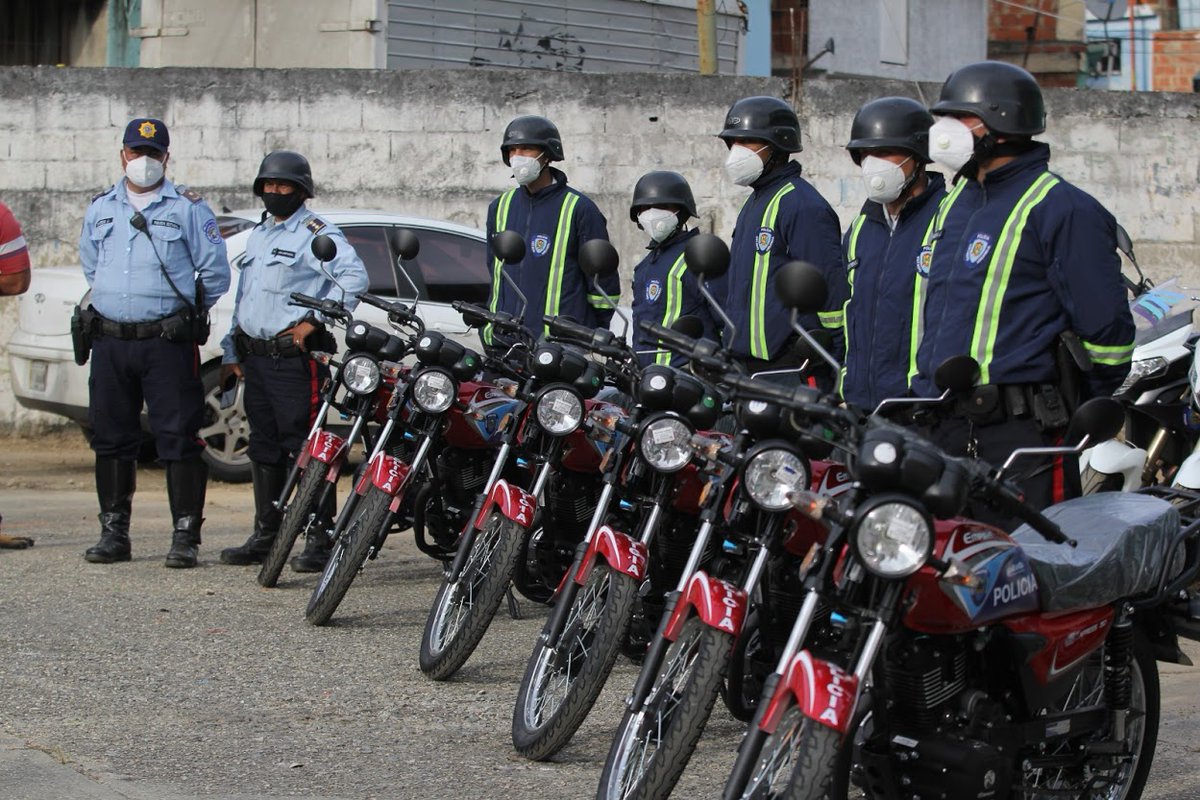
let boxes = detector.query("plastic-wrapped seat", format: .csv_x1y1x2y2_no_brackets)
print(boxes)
1010,493,1179,613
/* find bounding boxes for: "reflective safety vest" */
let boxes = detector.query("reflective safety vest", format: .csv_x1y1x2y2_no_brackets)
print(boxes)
630,228,718,368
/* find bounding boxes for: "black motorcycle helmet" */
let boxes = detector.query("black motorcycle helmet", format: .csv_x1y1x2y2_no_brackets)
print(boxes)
629,171,698,222
253,150,315,198
717,96,802,154
500,115,565,166
846,97,935,166
931,60,1046,137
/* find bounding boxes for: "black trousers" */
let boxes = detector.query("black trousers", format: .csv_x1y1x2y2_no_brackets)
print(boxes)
88,335,204,461
241,352,326,466
923,415,1081,530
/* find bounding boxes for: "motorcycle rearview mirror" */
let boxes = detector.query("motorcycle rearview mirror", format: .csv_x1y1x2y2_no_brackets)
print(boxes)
578,239,630,341
491,230,529,325
933,355,980,395
1115,222,1150,296
791,328,833,369
389,228,423,313
1064,397,1125,448
310,234,347,307
774,261,827,315
670,314,704,339
683,234,731,281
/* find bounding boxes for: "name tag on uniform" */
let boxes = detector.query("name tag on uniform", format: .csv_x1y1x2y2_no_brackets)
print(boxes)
95,217,113,227
271,248,297,258
151,219,182,231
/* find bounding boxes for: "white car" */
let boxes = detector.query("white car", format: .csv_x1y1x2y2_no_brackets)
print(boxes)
8,210,492,483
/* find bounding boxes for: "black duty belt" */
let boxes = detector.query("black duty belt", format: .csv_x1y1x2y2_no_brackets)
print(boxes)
234,330,304,359
93,314,171,340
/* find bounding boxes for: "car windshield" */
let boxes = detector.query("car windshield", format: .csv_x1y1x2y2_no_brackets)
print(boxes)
1131,279,1198,346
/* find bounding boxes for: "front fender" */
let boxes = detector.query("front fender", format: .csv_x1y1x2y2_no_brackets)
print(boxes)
759,650,859,736
661,571,747,640
1085,439,1146,491
474,478,537,529
574,525,648,584
297,429,348,471
1174,450,1200,491
354,453,412,498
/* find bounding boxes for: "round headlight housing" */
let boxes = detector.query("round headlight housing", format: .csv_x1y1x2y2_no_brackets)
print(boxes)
535,387,584,436
342,355,381,395
743,446,809,511
852,498,933,579
413,368,455,414
639,415,694,473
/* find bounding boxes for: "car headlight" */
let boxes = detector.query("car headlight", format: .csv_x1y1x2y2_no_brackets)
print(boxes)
413,368,455,414
852,499,933,579
535,387,584,436
1115,356,1168,397
639,416,693,473
743,446,808,511
341,355,380,395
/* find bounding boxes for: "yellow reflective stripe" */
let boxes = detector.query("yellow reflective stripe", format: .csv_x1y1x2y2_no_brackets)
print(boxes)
970,173,1060,384
1082,339,1135,365
750,184,795,359
845,214,867,263
656,252,689,365
906,180,968,386
587,293,615,309
837,216,867,397
484,188,516,345
817,310,843,328
544,193,579,334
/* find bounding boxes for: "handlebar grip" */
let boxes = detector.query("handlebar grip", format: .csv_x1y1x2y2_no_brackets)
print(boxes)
986,475,1074,546
640,320,697,355
357,293,399,312
544,314,596,342
288,291,323,310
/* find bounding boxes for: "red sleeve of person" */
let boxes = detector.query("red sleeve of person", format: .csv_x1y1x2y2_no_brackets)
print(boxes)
0,201,31,275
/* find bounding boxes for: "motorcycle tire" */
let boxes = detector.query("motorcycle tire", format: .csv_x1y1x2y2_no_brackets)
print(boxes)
512,564,639,761
731,701,838,800
303,485,392,626
596,615,734,800
419,509,523,681
258,460,331,588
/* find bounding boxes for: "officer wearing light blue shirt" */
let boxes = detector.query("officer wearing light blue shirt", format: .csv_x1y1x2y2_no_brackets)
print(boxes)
76,117,231,570
218,150,368,572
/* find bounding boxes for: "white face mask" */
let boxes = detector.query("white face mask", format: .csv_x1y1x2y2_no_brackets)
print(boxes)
927,117,981,174
510,155,544,186
124,154,165,188
637,208,679,244
724,144,767,187
860,155,913,205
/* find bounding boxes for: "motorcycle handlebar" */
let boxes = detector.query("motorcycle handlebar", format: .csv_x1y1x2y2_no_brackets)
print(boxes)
288,291,350,322
358,292,423,331
544,315,631,362
452,300,526,336
970,462,1073,546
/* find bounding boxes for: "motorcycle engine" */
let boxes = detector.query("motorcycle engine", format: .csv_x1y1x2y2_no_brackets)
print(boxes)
856,735,1011,800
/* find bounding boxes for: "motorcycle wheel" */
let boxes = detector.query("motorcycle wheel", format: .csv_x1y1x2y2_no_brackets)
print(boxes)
303,485,392,626
596,615,733,800
258,460,330,588
418,509,523,680
730,701,839,800
1021,635,1159,800
512,564,639,761
1081,466,1127,494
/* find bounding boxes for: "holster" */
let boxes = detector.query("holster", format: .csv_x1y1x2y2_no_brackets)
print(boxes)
191,281,210,345
70,304,95,365
1054,330,1092,414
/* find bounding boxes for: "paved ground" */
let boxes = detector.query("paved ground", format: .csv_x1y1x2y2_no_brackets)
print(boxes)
1,430,1199,800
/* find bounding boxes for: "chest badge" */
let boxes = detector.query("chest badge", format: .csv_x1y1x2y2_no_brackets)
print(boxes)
531,234,551,256
965,233,992,267
916,245,933,278
755,227,774,254
646,279,662,303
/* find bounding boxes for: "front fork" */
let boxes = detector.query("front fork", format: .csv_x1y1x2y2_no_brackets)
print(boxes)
275,397,335,510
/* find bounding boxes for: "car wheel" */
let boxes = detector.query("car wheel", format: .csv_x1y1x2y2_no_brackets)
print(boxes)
199,364,251,483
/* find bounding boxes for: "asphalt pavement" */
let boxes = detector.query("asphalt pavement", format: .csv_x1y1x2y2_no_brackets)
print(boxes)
1,430,1199,800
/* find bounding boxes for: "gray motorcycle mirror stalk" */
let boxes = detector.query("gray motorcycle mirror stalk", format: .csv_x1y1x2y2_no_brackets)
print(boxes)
387,228,424,321
997,396,1125,478
1116,222,1150,297
773,260,842,378
577,239,630,342
491,229,530,326
310,234,348,307
681,234,740,358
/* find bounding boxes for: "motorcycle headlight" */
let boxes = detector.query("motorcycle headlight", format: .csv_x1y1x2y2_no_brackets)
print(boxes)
743,446,809,511
639,416,694,473
342,355,380,395
413,368,455,414
852,498,933,579
535,388,583,436
1115,356,1168,397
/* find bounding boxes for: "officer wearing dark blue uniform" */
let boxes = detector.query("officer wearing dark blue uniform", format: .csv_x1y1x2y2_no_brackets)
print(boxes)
711,97,847,376
78,118,231,568
628,171,718,368
914,61,1135,511
484,116,615,348
218,151,368,570
840,97,947,411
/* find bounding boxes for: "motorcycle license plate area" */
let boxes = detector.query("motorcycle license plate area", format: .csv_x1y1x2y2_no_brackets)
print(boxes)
29,360,47,392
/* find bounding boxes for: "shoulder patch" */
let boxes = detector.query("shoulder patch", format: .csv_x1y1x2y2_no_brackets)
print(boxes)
177,185,204,203
203,218,222,244
304,216,327,235
90,186,112,204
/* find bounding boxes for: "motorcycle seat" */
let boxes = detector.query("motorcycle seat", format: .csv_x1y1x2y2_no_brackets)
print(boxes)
1011,493,1180,613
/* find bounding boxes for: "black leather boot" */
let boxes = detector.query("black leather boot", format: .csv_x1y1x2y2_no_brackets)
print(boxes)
84,457,136,563
290,491,335,573
165,459,207,568
220,461,286,565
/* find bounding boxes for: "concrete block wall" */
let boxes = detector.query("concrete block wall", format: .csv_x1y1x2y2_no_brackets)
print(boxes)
1,66,1199,427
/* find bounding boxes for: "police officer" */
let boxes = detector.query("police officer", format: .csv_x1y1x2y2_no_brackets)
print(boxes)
484,115,615,348
218,151,368,571
78,117,231,568
628,171,718,368
712,97,847,377
840,97,947,411
913,61,1135,511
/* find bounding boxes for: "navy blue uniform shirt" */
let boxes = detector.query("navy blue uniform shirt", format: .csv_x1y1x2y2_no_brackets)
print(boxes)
630,228,719,368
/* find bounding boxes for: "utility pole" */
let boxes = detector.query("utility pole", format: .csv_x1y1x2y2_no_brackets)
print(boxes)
698,0,718,74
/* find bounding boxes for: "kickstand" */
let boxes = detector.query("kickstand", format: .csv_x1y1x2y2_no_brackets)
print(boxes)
506,586,523,620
